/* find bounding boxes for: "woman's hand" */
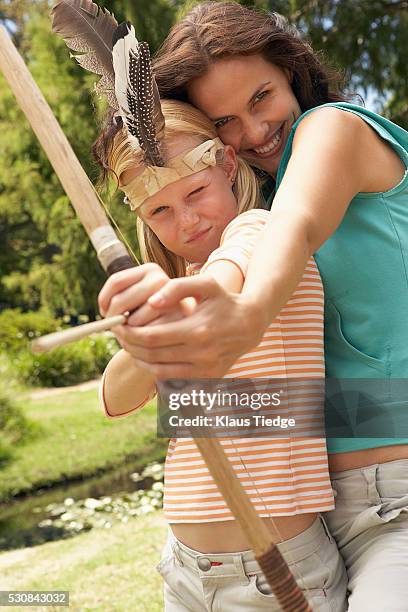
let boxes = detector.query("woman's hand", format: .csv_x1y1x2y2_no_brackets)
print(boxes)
103,274,269,379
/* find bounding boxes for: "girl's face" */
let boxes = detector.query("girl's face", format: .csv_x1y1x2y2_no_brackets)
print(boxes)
188,54,302,177
133,138,238,263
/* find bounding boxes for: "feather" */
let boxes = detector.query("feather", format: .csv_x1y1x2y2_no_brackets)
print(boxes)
51,0,118,109
112,22,165,166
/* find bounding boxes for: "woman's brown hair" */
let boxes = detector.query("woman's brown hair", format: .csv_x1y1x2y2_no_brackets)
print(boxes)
153,1,352,109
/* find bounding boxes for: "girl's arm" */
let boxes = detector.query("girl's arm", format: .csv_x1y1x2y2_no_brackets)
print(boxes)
100,263,197,418
100,300,195,418
201,260,243,291
99,263,168,419
100,349,156,419
100,263,181,418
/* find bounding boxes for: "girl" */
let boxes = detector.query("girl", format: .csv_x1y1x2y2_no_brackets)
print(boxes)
99,3,408,610
99,99,347,611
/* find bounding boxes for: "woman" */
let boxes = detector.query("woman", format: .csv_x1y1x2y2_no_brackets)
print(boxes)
98,2,408,610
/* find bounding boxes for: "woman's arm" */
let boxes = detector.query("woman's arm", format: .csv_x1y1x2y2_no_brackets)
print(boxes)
243,107,370,315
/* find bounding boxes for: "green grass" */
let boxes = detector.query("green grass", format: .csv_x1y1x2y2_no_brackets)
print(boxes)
0,511,167,611
0,388,166,502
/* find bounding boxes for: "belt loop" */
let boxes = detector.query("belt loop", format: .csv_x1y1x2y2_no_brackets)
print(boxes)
233,554,247,579
171,540,184,567
319,514,334,544
363,464,381,504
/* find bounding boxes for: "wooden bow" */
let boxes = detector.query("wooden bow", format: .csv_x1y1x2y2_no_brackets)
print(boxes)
0,26,312,611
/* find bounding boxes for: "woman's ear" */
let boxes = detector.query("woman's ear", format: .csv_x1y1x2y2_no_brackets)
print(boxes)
283,67,293,83
222,145,238,184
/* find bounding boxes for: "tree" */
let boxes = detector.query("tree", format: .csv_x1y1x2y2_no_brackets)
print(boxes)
264,0,408,127
0,5,138,316
97,0,178,52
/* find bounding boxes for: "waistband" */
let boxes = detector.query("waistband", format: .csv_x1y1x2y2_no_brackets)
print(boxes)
329,457,408,480
168,516,330,577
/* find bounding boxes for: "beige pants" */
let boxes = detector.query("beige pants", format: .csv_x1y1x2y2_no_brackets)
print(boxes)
156,516,348,611
324,458,408,612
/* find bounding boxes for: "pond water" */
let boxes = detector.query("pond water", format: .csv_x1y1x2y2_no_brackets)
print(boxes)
0,460,163,551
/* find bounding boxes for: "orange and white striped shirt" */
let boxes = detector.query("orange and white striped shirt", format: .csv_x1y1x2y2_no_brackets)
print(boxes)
101,210,334,522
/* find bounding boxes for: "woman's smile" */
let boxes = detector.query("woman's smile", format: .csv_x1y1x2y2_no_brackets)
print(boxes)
246,123,285,159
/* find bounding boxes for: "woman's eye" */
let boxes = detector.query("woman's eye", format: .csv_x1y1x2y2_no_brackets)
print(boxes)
214,117,232,129
254,91,268,104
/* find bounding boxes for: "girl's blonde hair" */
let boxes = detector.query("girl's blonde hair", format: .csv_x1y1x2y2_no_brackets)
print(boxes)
109,99,261,278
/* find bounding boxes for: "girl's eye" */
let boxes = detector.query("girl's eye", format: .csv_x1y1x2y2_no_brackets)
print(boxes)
188,185,207,197
151,206,168,216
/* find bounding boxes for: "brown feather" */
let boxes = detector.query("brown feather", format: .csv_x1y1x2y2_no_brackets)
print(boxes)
51,0,118,108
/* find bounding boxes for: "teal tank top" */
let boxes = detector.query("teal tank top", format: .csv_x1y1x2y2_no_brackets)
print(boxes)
274,102,408,453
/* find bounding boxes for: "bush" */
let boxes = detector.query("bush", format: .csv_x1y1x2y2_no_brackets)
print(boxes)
12,334,119,387
0,309,61,355
0,384,41,466
0,351,21,389
0,309,120,387
0,439,13,467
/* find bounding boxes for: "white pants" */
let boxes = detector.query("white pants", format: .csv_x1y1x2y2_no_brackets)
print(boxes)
324,458,408,612
156,516,348,611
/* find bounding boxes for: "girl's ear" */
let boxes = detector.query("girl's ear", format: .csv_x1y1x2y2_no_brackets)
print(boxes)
222,145,238,184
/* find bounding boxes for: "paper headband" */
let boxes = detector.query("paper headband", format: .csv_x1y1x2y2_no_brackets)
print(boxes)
118,138,225,211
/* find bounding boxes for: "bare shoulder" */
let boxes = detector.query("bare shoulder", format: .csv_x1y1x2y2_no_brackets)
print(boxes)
297,105,361,125
293,106,405,192
292,106,405,192
293,106,367,151
287,107,368,196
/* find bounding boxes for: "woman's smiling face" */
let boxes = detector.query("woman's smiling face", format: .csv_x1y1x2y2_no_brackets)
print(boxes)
188,54,302,177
